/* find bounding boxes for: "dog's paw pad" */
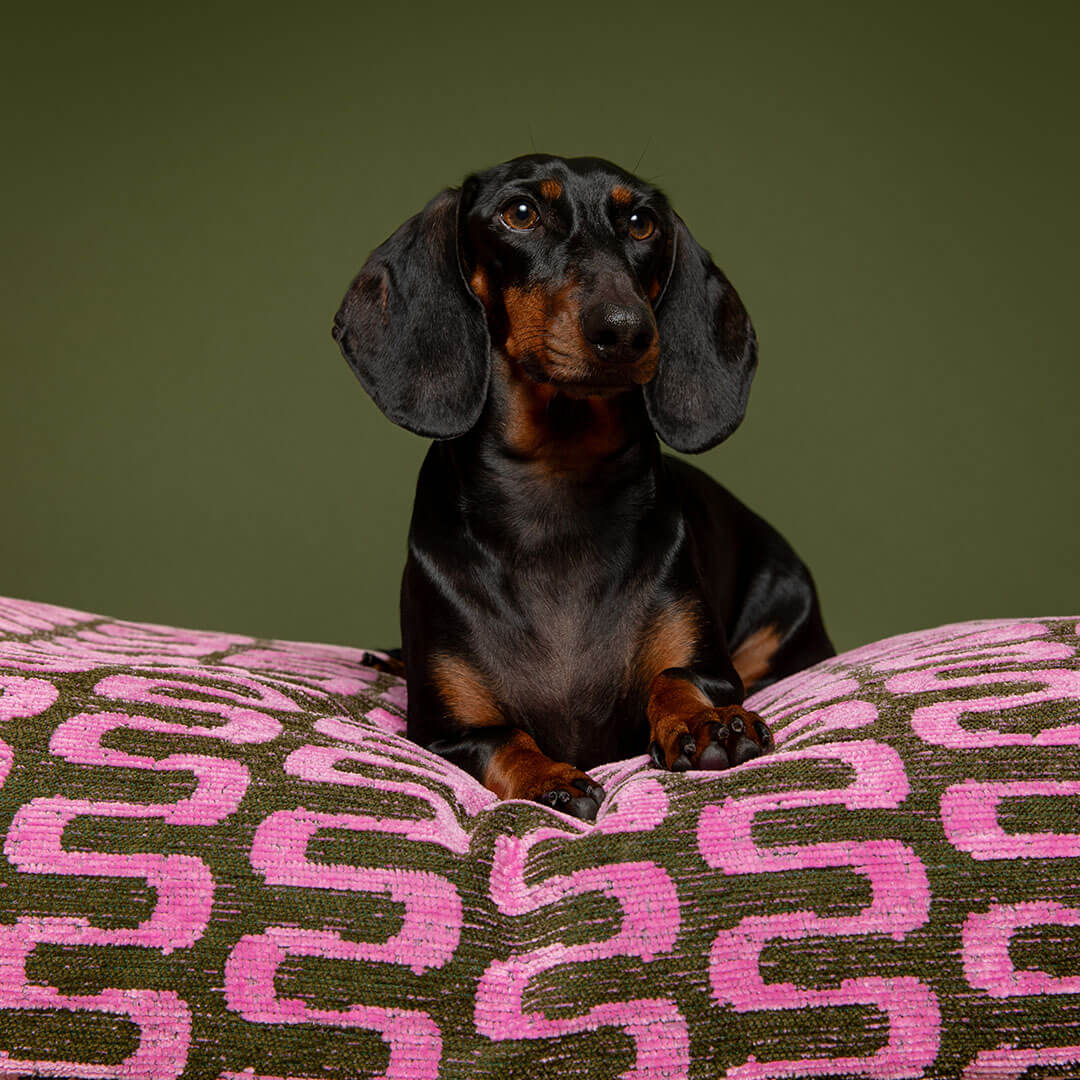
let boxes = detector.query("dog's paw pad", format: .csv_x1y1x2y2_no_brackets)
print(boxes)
532,770,605,821
651,705,773,772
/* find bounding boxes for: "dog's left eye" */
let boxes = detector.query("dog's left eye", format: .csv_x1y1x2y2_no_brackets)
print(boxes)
500,200,540,231
628,209,657,241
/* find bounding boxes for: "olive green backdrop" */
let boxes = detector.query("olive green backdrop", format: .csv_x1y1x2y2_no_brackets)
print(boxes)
3,2,1077,652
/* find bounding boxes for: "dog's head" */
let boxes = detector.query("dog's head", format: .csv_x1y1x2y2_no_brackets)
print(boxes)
332,154,757,453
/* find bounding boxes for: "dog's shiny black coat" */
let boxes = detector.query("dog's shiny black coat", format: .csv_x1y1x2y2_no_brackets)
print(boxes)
333,155,833,817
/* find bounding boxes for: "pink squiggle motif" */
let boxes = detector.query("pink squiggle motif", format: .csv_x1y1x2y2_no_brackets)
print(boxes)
86,617,250,652
882,641,1072,684
285,744,473,855
232,786,459,1076
963,901,1080,998
678,699,878,783
0,596,89,634
941,779,1080,859
364,704,407,735
219,1073,323,1080
0,920,192,1080
0,613,252,670
839,620,1055,671
745,666,860,721
700,741,938,1079
763,698,878,749
0,674,59,720
234,635,374,665
0,738,11,787
48,711,253,817
0,918,192,1079
95,670,304,728
312,717,494,815
378,682,408,712
0,702,257,1076
54,703,279,751
899,668,1080,749
225,645,377,696
224,933,442,1080
219,1073,322,1080
6,710,252,951
249,806,462,972
590,753,651,790
961,1043,1080,1079
475,777,688,1078
0,641,102,673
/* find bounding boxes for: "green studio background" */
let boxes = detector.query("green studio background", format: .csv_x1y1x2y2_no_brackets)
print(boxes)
2,2,1077,652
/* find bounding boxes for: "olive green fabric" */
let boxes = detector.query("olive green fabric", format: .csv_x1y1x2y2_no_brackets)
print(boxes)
2,596,1080,1078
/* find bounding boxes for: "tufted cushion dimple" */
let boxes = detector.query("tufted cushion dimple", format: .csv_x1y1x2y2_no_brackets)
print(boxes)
1,595,1079,1079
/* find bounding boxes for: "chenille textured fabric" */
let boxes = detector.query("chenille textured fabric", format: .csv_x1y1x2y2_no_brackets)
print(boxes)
1,595,1079,1079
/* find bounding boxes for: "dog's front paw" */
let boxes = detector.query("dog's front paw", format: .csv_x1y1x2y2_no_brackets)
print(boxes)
526,764,606,822
485,730,606,821
649,704,773,772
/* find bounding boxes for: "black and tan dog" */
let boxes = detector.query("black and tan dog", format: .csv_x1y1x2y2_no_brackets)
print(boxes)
333,154,833,820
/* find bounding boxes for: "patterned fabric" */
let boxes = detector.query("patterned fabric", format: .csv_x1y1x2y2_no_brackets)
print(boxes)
1,597,1079,1079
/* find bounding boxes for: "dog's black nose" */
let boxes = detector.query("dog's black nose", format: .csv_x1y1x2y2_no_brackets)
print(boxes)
582,302,656,363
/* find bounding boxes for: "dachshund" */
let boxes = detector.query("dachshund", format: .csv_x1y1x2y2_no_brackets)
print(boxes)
332,154,834,821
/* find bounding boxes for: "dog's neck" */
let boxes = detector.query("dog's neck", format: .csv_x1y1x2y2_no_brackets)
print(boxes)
444,353,663,550
495,352,647,447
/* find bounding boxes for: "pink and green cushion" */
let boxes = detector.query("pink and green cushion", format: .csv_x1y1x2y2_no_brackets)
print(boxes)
1,596,1078,1079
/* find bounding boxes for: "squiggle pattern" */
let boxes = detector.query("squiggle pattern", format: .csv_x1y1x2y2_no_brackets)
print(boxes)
224,738,473,1080
0,669,278,1077
889,619,1080,1078
477,781,686,1075
700,736,938,1079
475,778,688,1078
1,600,1079,1077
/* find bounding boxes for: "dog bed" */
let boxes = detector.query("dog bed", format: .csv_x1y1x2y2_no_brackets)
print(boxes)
1,595,1078,1079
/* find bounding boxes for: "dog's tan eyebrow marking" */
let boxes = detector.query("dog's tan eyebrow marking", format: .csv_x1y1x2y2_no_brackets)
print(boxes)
611,185,633,207
539,178,562,201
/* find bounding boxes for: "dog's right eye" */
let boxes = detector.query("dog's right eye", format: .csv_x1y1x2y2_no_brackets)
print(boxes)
500,199,540,231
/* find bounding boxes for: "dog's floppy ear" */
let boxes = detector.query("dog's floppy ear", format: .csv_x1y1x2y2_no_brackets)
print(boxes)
645,215,758,454
332,188,490,438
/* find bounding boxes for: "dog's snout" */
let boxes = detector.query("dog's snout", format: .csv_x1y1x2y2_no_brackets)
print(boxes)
582,302,656,363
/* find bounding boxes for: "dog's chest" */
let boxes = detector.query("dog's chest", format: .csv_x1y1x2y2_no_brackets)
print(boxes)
478,559,663,735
